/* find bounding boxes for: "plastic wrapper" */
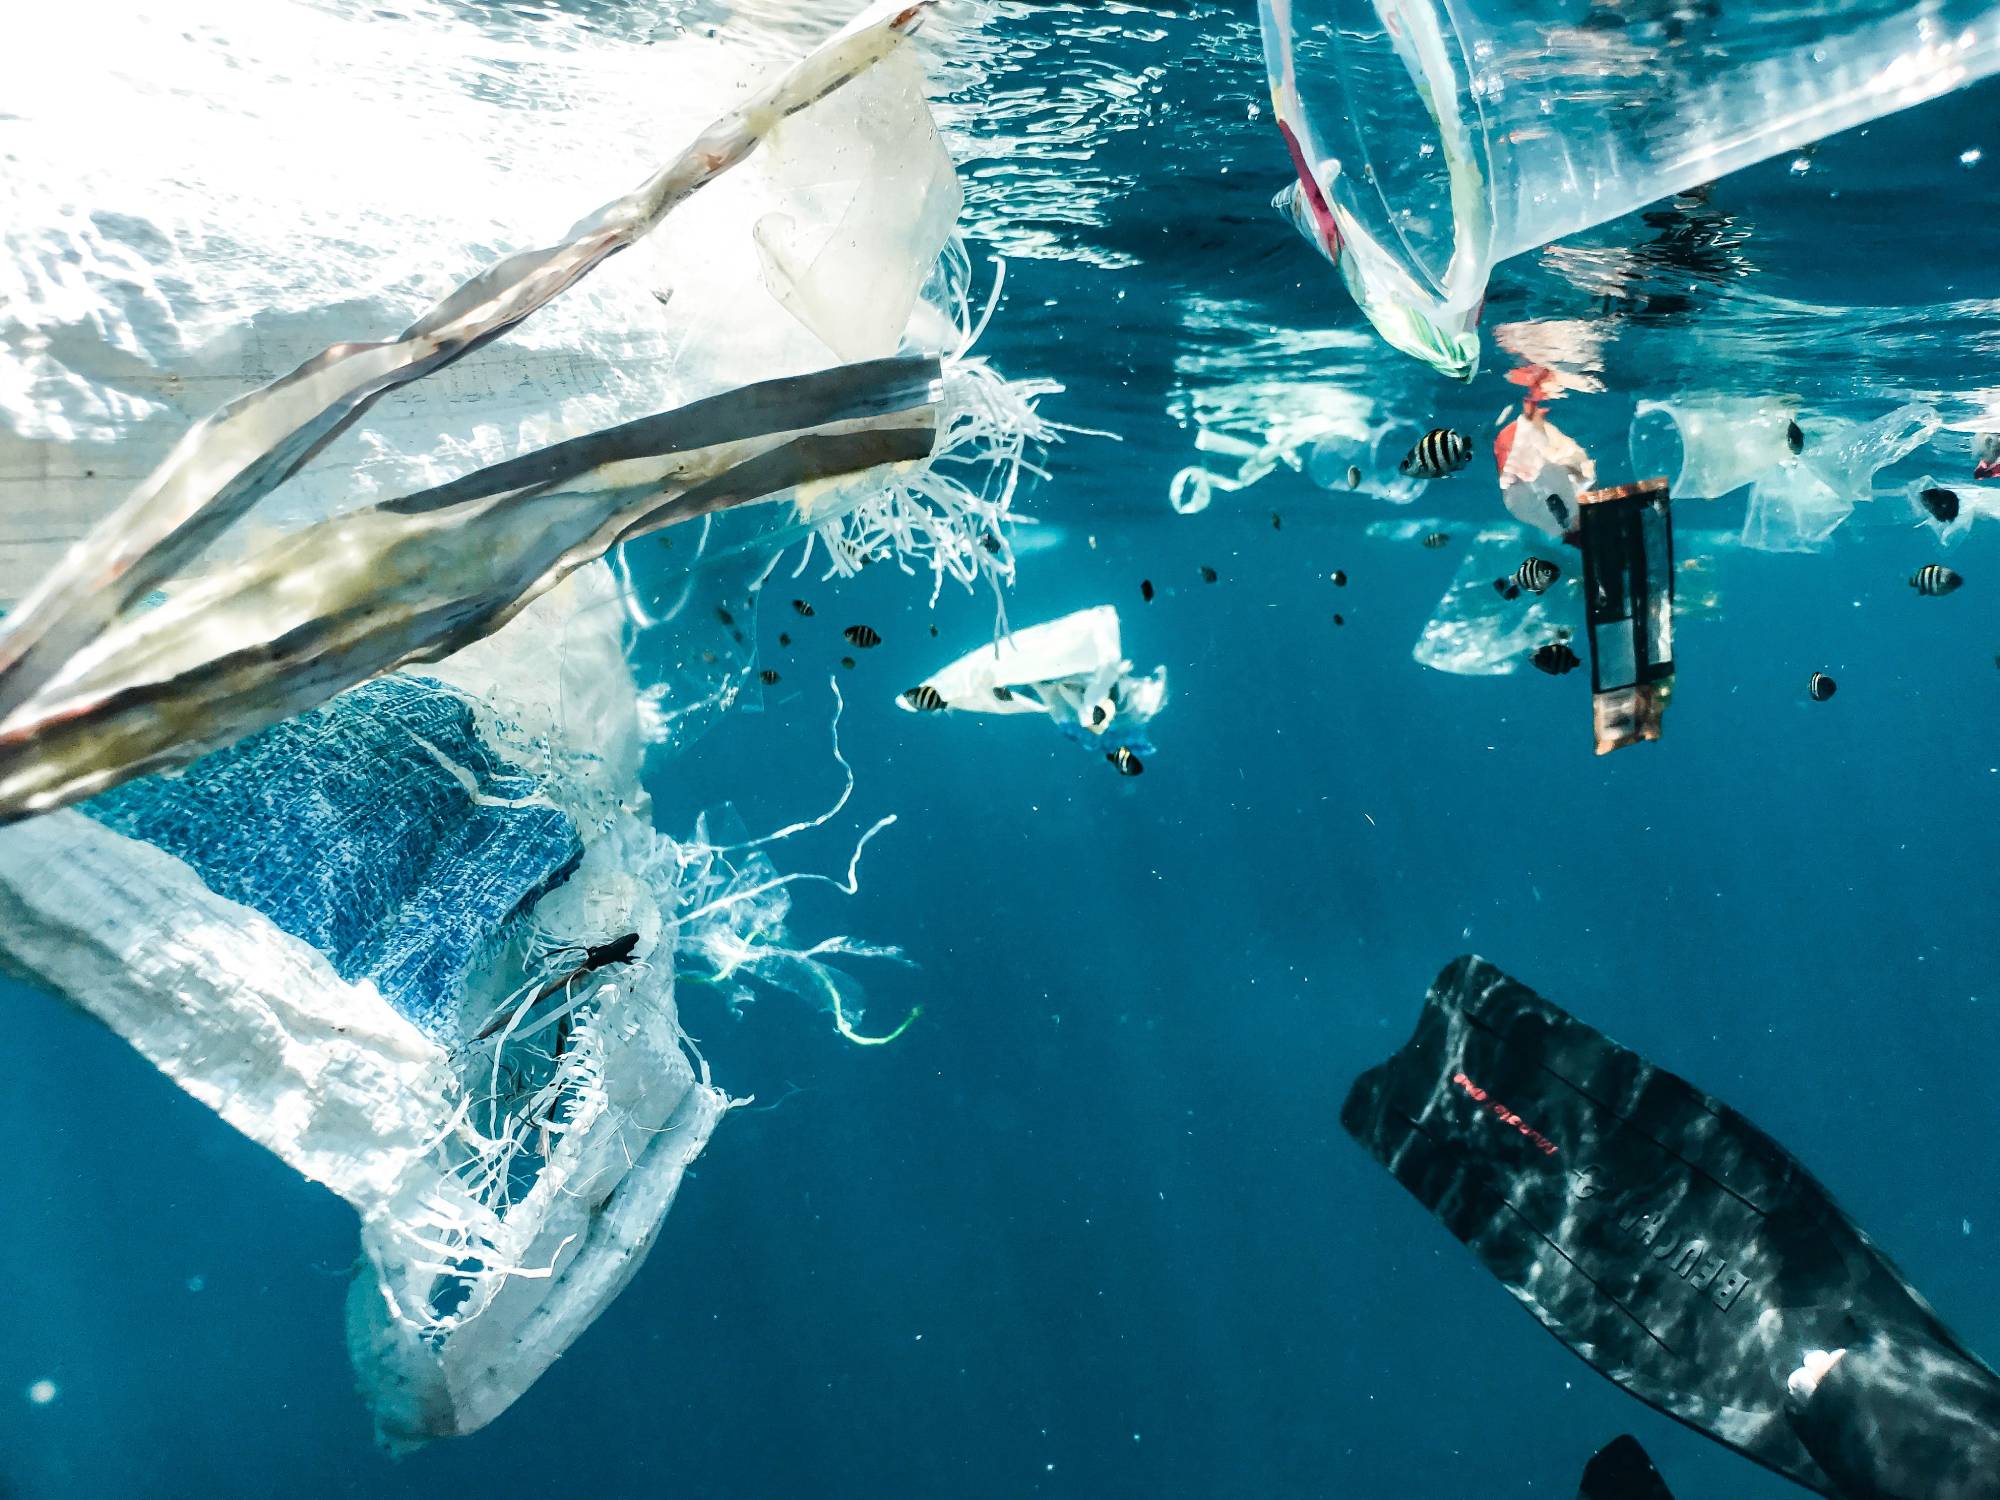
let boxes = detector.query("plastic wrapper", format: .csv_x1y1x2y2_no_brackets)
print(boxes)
1495,407,1596,538
898,605,1167,756
1579,480,1675,755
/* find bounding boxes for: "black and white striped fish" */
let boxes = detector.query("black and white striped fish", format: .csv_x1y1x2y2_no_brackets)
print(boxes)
1399,428,1473,479
903,684,946,711
1531,641,1581,676
1107,747,1144,776
1493,557,1561,600
1807,672,1837,702
792,598,815,617
843,624,882,647
1421,531,1450,549
759,669,780,685
1911,563,1963,596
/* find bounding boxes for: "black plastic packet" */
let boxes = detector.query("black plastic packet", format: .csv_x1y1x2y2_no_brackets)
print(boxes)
1577,477,1674,754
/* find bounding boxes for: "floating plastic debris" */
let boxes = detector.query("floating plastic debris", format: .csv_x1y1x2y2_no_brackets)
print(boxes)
1257,0,2000,376
898,605,1167,760
1579,480,1676,755
1497,407,1596,539
1740,403,1937,552
0,0,1036,1448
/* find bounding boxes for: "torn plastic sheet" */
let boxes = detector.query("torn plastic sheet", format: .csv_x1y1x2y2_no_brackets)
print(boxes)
1741,403,1939,552
0,0,953,597
0,0,938,735
0,354,944,823
1409,523,1727,677
753,48,964,362
899,605,1167,754
0,569,737,1445
0,0,1016,1449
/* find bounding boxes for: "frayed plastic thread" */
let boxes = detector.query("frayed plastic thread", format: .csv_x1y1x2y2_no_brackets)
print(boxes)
808,251,1064,605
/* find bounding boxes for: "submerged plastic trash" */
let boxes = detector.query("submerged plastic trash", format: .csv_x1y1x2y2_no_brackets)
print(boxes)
1635,398,1937,552
753,49,963,362
1305,420,1429,503
0,0,981,823
1630,399,1800,501
1258,0,2000,376
0,569,733,1444
0,0,1036,1447
1169,428,1304,515
1411,524,1727,677
1496,407,1596,539
898,605,1167,756
0,355,946,822
1579,480,1675,755
1738,403,1938,552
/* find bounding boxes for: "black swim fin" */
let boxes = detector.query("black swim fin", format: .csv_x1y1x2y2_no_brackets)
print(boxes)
1578,1435,1673,1500
1342,956,1997,1497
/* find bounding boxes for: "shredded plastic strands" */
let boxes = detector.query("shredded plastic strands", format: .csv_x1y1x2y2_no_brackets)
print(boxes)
799,249,1065,602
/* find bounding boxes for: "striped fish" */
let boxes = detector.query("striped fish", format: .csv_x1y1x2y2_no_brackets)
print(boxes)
792,598,814,617
1421,531,1450,550
1911,563,1963,597
1531,641,1581,676
1807,672,1836,702
1399,428,1473,479
1107,747,1144,777
902,684,946,712
843,624,882,647
759,669,780,685
1493,557,1560,600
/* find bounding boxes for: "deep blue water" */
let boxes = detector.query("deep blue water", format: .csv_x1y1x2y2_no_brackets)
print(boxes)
6,3,2000,1497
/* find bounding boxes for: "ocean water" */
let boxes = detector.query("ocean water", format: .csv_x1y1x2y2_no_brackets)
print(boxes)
5,3,2000,1497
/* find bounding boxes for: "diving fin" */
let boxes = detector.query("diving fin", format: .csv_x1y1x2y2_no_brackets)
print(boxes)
1578,1435,1673,1500
1342,955,1997,1497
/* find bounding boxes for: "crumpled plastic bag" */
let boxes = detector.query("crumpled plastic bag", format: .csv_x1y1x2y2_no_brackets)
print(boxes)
1495,406,1596,539
899,605,1167,753
1741,403,1938,553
